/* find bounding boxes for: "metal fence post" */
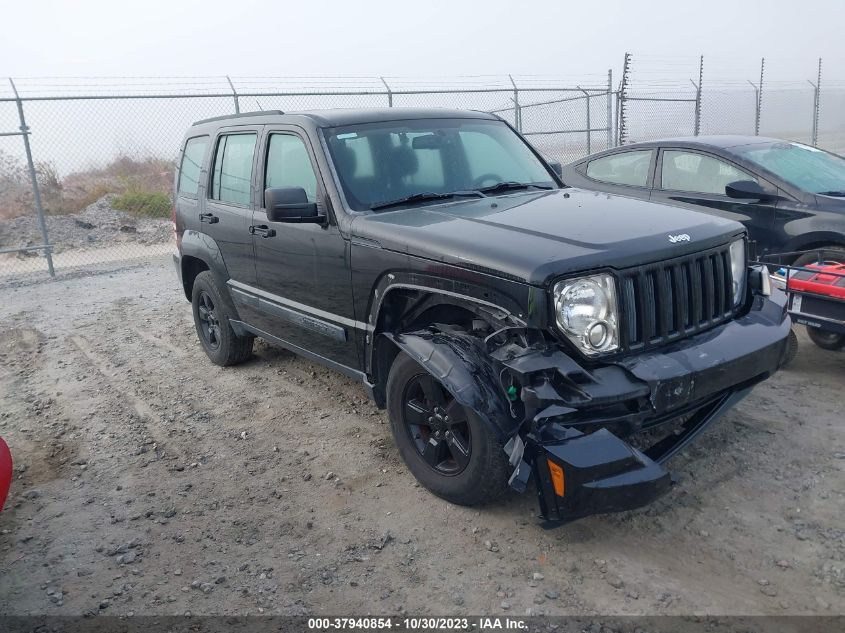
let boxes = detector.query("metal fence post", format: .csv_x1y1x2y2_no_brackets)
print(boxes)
606,69,613,148
9,78,54,278
226,75,240,113
808,58,821,147
756,58,765,135
692,55,703,136
508,74,521,132
618,53,631,145
747,80,760,136
380,77,393,107
577,86,591,154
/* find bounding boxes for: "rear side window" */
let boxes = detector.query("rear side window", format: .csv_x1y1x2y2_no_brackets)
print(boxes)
585,150,653,187
661,150,756,195
265,134,318,201
210,133,257,205
177,136,208,197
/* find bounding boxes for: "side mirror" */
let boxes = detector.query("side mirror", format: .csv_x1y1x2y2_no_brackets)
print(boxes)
548,161,563,177
264,187,321,223
725,180,775,202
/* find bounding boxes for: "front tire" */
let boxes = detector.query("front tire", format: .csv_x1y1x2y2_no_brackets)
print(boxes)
386,352,510,506
191,271,254,366
806,326,845,351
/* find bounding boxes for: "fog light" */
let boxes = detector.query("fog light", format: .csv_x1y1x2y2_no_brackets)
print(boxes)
587,321,608,348
547,459,565,497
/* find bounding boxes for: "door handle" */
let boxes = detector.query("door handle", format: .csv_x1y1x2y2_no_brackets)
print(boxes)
199,212,219,224
249,225,276,238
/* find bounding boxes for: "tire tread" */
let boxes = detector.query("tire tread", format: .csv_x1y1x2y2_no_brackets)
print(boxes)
192,271,254,366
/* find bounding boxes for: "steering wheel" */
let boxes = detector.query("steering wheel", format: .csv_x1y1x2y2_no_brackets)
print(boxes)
472,173,504,188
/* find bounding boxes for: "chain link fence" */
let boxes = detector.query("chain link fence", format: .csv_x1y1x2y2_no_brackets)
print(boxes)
1,59,843,281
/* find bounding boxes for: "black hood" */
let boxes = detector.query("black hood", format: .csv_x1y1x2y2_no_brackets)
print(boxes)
351,188,745,286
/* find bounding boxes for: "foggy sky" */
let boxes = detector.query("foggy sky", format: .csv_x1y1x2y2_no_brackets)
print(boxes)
3,0,844,81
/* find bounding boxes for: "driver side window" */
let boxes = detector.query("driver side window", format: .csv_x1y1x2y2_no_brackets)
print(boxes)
265,134,318,201
661,150,756,195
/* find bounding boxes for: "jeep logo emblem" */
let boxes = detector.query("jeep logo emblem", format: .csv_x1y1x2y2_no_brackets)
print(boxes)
668,233,691,243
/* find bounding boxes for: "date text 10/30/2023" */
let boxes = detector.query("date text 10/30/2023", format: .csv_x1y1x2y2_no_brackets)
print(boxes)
307,617,528,630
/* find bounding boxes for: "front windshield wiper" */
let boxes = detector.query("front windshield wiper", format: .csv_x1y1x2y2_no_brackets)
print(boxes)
818,190,845,197
370,190,484,211
477,181,555,194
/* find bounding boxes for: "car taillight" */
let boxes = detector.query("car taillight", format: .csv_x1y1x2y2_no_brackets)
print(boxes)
171,203,182,251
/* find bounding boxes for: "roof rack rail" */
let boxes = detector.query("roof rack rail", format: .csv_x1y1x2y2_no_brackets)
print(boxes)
192,110,285,126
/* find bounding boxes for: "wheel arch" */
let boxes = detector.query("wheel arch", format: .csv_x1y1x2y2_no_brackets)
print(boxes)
782,232,845,261
368,290,481,407
380,327,517,442
366,277,527,412
179,231,240,317
180,255,209,301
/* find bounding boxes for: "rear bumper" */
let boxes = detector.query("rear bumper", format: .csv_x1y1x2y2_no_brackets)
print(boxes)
172,251,183,286
512,289,790,523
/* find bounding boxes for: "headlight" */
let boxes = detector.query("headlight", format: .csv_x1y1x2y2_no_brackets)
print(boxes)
553,273,619,355
729,239,746,306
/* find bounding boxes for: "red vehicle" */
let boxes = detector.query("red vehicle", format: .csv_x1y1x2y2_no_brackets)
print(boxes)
768,251,845,361
0,437,11,511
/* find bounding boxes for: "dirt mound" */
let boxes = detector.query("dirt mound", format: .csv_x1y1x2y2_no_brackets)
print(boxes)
0,195,171,255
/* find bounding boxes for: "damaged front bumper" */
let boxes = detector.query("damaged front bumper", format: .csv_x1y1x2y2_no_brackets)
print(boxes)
390,288,790,524
527,385,752,524
516,289,789,524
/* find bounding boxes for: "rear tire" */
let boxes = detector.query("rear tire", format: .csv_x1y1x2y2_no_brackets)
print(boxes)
191,271,254,366
386,352,510,506
806,326,845,351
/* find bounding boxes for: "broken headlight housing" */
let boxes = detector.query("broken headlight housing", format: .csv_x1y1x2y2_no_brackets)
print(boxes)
729,238,746,306
553,273,619,356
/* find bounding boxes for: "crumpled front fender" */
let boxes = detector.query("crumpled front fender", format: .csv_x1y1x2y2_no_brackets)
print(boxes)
381,327,518,441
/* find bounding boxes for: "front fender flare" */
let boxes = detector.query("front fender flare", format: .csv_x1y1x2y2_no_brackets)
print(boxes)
382,328,518,442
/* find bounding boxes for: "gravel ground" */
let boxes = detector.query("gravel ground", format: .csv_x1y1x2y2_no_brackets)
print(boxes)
0,257,843,617
0,196,171,255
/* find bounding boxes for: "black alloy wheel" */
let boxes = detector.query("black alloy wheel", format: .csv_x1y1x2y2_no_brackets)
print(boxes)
401,373,472,476
196,290,221,351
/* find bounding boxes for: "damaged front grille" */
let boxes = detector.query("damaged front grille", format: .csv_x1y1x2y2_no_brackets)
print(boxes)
619,244,737,351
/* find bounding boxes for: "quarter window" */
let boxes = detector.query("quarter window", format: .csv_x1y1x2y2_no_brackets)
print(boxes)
177,136,208,197
265,134,318,201
661,150,756,195
210,133,257,205
585,150,653,187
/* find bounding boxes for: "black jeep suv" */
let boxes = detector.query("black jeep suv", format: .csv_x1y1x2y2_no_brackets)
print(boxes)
172,108,789,523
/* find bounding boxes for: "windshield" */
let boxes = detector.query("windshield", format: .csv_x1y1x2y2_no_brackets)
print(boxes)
733,141,845,194
323,118,557,211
